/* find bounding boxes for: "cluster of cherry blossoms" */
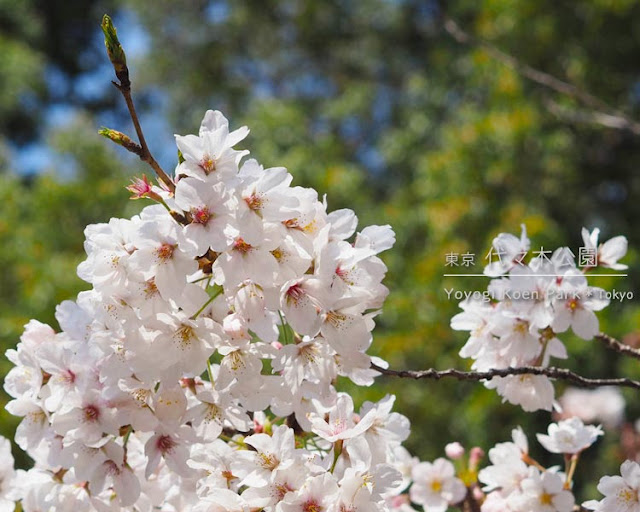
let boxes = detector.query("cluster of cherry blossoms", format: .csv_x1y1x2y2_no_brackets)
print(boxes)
2,105,639,512
451,226,628,411
1,110,414,510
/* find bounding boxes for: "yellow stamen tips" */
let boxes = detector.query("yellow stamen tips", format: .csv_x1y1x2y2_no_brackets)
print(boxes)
144,279,159,297
200,155,216,174
302,501,322,512
204,403,223,423
131,388,150,404
271,248,284,261
156,243,175,261
174,324,196,348
27,410,47,425
618,488,638,503
234,238,253,254
228,351,246,372
258,452,280,470
567,298,579,311
430,479,442,492
245,193,264,212
325,311,347,329
514,319,529,335
275,483,293,499
298,343,319,363
302,220,317,234
540,492,553,505
191,206,212,225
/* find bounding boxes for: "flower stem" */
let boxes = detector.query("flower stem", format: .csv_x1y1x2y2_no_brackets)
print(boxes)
565,453,579,489
330,439,343,473
191,286,223,319
278,310,292,345
207,359,215,387
101,15,175,194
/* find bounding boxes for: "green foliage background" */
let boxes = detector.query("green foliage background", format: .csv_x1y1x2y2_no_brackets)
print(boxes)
1,0,640,501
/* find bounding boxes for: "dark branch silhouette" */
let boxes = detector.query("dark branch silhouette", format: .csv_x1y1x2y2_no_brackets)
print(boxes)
443,17,640,135
372,363,640,390
595,332,640,361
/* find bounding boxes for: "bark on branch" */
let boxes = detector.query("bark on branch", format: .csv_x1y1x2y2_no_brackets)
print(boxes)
371,363,640,390
101,14,176,193
443,17,640,135
595,332,640,361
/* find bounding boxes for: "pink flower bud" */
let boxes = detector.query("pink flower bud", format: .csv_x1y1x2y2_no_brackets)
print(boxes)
469,446,485,470
445,442,465,460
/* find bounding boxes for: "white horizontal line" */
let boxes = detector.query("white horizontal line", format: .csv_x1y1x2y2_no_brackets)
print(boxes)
442,274,628,277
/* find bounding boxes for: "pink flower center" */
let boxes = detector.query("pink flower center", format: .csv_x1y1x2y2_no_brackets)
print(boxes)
83,405,100,423
104,460,121,476
567,298,580,311
285,283,305,304
156,435,176,454
63,369,76,384
156,243,175,261
303,500,322,512
126,175,153,198
233,238,253,254
244,193,264,212
199,154,216,174
191,206,212,225
144,278,159,297
274,482,294,500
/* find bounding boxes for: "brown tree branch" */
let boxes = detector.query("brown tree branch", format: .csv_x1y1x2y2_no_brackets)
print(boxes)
371,363,640,390
443,17,640,135
595,332,640,361
101,15,176,193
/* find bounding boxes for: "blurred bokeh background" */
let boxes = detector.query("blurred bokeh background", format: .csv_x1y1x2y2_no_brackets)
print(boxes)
2,0,640,502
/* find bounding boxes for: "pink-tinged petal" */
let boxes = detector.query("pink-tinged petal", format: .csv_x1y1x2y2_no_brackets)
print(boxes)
600,236,628,268
621,460,640,488
114,467,141,507
571,308,598,340
597,475,625,496
552,490,575,511
551,308,572,333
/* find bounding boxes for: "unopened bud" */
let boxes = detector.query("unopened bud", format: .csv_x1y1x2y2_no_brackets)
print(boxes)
472,486,484,501
101,14,129,86
469,446,485,470
99,127,142,156
263,416,273,435
445,441,465,460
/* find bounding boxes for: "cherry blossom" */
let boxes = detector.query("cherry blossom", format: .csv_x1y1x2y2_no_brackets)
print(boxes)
2,106,630,512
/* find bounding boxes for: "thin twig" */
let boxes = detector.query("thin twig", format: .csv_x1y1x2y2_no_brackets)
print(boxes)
461,487,482,512
102,15,176,193
443,17,640,135
112,82,176,193
546,100,640,135
595,332,640,361
371,363,640,390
